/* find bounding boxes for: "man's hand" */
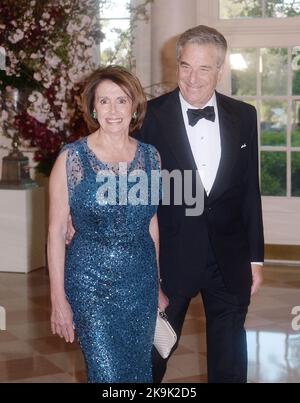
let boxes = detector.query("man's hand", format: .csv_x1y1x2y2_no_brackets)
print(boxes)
158,286,169,312
251,264,263,296
66,214,75,245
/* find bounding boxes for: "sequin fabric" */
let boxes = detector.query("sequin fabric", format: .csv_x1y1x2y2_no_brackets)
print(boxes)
60,137,160,383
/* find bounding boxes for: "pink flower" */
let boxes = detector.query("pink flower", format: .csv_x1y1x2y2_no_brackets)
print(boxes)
0,0,102,175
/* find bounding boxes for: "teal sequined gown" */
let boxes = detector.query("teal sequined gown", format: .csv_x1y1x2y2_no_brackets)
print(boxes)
61,138,159,383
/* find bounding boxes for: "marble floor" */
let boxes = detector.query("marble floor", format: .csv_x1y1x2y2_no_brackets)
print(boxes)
0,264,299,383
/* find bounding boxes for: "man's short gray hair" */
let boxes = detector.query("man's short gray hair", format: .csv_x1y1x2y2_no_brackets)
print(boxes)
176,25,227,67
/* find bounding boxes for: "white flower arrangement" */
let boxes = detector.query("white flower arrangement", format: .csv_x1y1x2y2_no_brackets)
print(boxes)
0,0,153,175
0,0,102,175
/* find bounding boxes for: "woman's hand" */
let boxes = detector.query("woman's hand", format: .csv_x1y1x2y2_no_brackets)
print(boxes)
158,286,169,312
51,296,75,343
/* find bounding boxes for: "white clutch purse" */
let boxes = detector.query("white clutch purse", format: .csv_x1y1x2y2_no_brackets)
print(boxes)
154,310,177,359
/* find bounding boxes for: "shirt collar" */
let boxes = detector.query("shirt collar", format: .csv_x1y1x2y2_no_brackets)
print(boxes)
179,91,217,111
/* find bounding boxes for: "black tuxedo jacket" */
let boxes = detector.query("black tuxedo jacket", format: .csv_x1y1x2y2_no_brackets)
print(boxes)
138,88,264,305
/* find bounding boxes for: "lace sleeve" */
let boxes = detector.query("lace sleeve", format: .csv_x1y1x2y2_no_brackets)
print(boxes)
147,144,162,203
59,143,84,200
147,144,161,172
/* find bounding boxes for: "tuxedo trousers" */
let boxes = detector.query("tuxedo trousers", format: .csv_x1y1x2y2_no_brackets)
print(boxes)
152,258,249,383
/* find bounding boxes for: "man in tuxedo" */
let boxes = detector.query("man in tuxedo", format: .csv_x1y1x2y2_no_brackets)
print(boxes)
139,25,264,383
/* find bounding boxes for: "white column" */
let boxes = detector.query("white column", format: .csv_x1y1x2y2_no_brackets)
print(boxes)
132,0,153,90
150,0,198,90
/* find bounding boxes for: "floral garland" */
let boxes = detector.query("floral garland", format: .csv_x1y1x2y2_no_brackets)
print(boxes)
0,0,102,176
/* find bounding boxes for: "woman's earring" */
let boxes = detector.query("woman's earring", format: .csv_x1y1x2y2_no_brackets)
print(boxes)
92,110,97,120
132,111,137,120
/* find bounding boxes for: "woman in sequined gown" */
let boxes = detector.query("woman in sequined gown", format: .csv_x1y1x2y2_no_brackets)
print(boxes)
48,66,169,383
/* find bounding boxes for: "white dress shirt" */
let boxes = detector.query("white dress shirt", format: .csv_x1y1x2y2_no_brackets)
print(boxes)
179,91,263,267
179,91,220,196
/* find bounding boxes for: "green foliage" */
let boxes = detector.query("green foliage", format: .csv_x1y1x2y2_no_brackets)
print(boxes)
261,131,286,146
266,0,300,17
293,68,300,95
100,24,132,68
99,0,153,68
292,152,300,196
261,152,286,196
261,48,288,96
221,0,300,18
292,128,300,146
220,0,262,18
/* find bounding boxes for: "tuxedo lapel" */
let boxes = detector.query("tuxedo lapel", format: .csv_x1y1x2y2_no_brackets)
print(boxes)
156,89,240,204
208,92,240,203
158,89,198,172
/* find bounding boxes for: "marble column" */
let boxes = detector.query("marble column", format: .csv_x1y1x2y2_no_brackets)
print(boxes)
150,0,198,91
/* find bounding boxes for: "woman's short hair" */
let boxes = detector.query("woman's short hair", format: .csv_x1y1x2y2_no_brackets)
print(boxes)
176,25,228,67
82,65,147,134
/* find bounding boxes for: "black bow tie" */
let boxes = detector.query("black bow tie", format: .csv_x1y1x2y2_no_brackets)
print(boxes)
187,106,215,126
